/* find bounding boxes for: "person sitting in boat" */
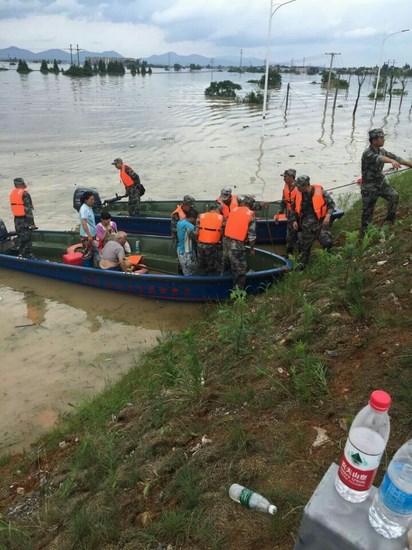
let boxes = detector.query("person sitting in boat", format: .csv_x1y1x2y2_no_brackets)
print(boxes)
96,211,118,251
111,158,145,216
176,209,198,276
195,203,224,275
99,231,131,272
222,195,256,290
79,191,96,261
216,187,238,221
171,195,196,247
9,177,37,259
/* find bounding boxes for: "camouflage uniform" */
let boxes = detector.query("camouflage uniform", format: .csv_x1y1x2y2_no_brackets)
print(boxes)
292,186,335,268
361,145,401,229
171,195,196,246
14,191,35,258
278,193,299,255
223,212,256,290
123,165,142,216
196,243,223,275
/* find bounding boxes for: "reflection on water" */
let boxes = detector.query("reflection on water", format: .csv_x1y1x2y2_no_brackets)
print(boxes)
0,269,205,453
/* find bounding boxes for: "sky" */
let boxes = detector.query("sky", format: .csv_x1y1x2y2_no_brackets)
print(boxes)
0,0,411,67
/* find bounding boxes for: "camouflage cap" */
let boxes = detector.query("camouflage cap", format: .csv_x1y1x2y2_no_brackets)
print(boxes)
280,169,296,178
369,128,384,139
111,158,123,165
182,194,196,205
210,202,223,212
220,187,232,199
13,177,26,187
240,194,255,207
296,175,311,186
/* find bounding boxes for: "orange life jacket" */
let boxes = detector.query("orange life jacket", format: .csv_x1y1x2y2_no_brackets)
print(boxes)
283,184,298,211
120,164,135,188
10,188,26,216
171,205,186,220
224,206,254,242
295,184,327,220
197,212,224,244
217,195,238,220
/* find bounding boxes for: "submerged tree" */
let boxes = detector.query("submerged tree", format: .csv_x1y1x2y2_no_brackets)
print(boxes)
40,60,48,74
51,59,60,74
17,59,31,74
259,69,281,88
204,80,242,98
353,70,367,116
107,60,125,75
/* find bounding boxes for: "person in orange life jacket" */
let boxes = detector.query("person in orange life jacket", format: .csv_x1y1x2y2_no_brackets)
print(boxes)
274,168,299,256
291,175,335,269
217,187,239,220
111,158,144,216
9,177,37,259
176,209,198,276
194,203,224,275
171,194,196,247
223,195,256,290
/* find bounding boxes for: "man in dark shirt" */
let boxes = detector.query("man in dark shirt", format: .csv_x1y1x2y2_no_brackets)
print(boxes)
360,128,412,231
292,175,335,269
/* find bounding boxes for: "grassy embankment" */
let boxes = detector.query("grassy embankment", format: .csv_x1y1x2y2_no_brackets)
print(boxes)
1,171,411,550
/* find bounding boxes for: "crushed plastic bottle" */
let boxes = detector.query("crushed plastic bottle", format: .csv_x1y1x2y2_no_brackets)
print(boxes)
335,390,391,503
229,483,277,515
135,240,140,253
369,438,412,539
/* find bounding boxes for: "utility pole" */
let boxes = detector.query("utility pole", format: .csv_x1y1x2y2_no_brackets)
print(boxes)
324,52,341,106
69,44,73,65
240,49,243,72
76,44,80,65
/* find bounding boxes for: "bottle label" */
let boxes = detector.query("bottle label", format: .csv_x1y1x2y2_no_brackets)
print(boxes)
338,438,382,491
239,488,253,509
380,470,412,515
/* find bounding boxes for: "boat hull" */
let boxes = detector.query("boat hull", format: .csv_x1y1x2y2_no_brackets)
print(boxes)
0,231,290,303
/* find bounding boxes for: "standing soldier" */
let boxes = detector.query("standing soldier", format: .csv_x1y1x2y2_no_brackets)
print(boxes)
360,128,412,232
216,187,239,220
223,195,256,290
171,195,196,247
195,203,224,275
274,168,299,255
9,177,37,259
111,158,145,216
292,175,335,269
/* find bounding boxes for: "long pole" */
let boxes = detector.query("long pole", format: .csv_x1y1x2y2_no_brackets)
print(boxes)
261,0,296,136
373,29,410,110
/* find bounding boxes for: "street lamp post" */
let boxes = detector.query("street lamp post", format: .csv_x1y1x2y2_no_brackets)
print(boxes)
373,29,410,103
261,0,296,135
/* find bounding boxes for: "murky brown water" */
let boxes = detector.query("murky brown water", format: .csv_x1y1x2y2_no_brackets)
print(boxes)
0,66,410,453
0,269,205,453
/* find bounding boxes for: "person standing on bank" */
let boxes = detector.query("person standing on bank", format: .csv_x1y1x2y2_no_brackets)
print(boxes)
223,195,256,290
292,176,335,269
111,158,145,216
360,128,412,232
9,177,37,259
79,191,96,260
274,168,299,256
195,203,224,275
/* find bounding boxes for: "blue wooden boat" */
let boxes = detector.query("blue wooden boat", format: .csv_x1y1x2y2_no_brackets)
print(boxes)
73,189,345,244
0,229,290,303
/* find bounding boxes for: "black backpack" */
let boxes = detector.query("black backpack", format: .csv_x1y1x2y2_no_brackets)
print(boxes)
138,182,145,197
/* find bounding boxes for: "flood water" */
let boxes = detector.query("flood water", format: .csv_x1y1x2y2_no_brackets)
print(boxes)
0,65,411,452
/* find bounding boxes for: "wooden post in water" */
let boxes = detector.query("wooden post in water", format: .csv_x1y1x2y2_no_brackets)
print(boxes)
332,82,339,113
285,82,290,115
387,72,395,115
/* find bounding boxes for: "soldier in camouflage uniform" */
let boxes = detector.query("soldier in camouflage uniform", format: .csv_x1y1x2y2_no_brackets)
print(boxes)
360,128,412,231
111,158,144,216
171,195,196,246
291,175,335,269
9,177,37,258
222,195,256,290
274,168,299,255
194,203,224,275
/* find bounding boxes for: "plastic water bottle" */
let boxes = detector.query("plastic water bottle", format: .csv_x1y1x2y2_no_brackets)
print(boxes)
335,390,391,503
369,439,412,538
229,483,277,515
135,240,140,254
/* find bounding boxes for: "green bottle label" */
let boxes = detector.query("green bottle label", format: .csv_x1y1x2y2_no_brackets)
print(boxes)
239,487,253,508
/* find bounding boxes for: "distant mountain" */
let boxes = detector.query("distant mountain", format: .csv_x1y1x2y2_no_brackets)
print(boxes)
0,46,123,63
145,51,265,67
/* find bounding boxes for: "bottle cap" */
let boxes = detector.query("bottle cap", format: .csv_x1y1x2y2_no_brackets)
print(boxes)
369,390,391,412
268,505,277,515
